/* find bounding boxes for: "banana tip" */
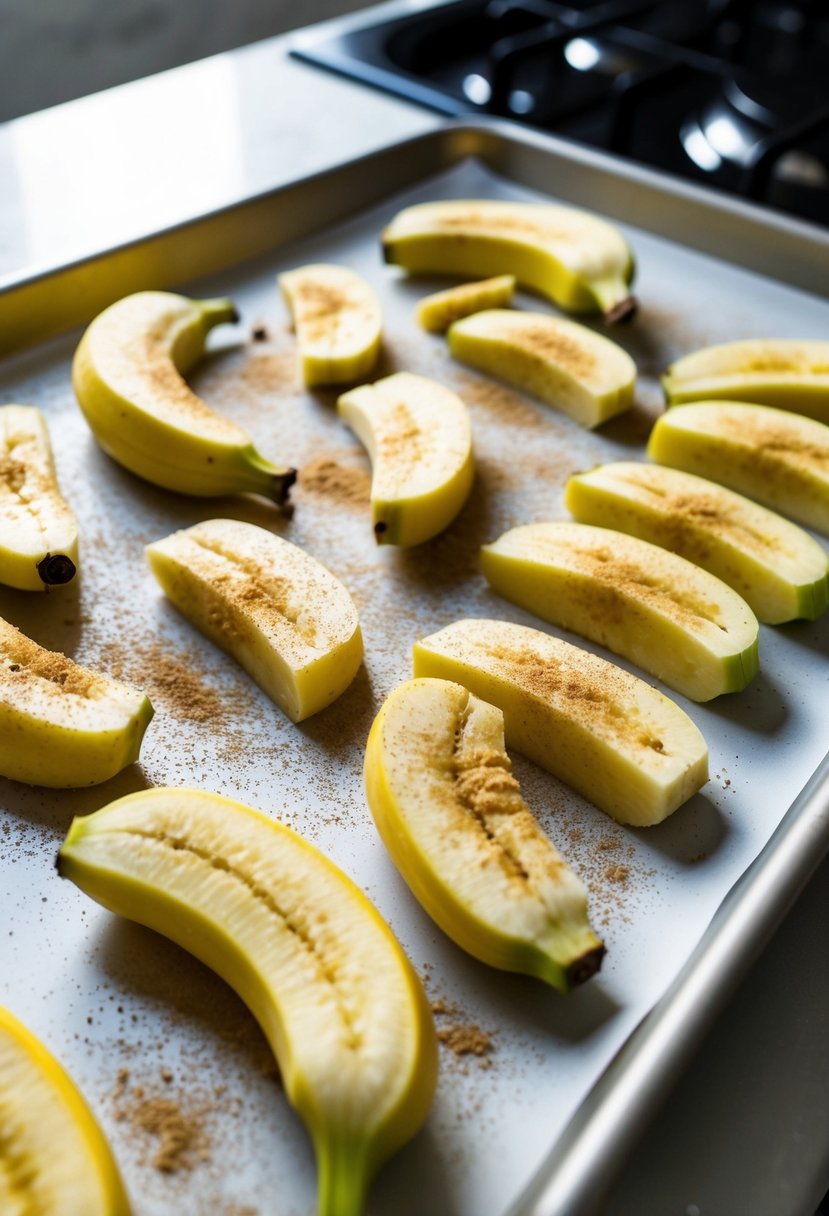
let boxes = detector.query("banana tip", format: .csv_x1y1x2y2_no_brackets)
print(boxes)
567,944,607,988
37,553,77,587
603,296,638,325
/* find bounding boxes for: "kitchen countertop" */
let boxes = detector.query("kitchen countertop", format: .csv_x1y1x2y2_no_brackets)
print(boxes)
1,4,827,1214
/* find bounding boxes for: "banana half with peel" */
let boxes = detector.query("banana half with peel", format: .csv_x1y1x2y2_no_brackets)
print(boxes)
365,678,605,992
73,291,296,502
146,518,363,722
0,615,153,787
0,404,78,590
58,787,438,1216
0,1005,130,1215
382,199,636,322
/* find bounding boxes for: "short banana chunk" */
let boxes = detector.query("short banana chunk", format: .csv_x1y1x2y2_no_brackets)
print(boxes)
382,199,636,322
663,339,829,423
648,400,829,537
73,291,296,501
565,462,829,624
415,274,515,333
365,678,605,991
337,371,474,546
146,518,363,722
0,1006,130,1216
279,263,382,387
413,618,708,827
481,521,759,701
448,309,636,428
0,405,78,590
58,788,438,1216
0,615,153,787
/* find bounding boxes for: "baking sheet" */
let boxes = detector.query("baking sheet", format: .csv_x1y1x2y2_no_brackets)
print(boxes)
1,153,828,1216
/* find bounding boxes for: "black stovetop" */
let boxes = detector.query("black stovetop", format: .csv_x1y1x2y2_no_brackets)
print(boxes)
293,0,829,229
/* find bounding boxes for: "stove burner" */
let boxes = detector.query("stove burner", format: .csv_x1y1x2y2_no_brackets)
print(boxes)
293,0,829,227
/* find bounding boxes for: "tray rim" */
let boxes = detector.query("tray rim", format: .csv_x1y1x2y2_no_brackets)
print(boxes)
2,117,828,1215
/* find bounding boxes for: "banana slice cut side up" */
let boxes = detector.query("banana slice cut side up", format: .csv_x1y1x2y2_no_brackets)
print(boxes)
413,618,709,828
338,371,474,546
0,1005,131,1216
279,263,382,387
0,404,78,590
365,677,605,992
58,787,438,1216
146,518,363,722
0,615,153,788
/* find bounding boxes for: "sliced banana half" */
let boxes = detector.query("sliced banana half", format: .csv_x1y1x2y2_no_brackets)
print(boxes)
448,309,636,428
0,1005,130,1216
663,338,829,423
565,461,829,624
0,615,153,788
382,198,636,322
279,263,382,387
337,371,474,546
413,618,709,828
58,787,438,1216
648,400,829,537
481,520,759,701
146,518,363,722
365,677,605,991
73,291,296,502
415,274,516,333
0,404,78,590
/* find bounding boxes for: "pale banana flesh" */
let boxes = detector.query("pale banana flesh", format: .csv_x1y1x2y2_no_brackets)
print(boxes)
72,291,296,501
481,521,759,702
448,309,636,428
337,371,474,546
648,400,829,537
146,518,363,722
279,263,382,387
58,788,438,1216
415,274,516,333
365,678,605,991
381,199,636,321
0,405,78,590
0,1006,130,1216
565,462,829,624
662,339,829,423
413,619,709,828
0,615,153,787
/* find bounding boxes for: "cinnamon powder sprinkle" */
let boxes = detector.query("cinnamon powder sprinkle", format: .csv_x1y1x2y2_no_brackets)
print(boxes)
112,1069,209,1174
299,455,371,506
431,998,495,1067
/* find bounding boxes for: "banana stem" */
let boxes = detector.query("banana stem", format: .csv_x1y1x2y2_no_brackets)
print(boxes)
198,298,241,328
316,1137,371,1216
589,277,638,324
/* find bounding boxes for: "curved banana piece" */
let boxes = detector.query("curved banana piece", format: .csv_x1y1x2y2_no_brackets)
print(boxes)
415,274,515,333
337,371,474,546
663,339,829,422
648,400,829,537
448,309,636,428
146,518,363,722
0,1005,130,1216
0,615,153,787
365,678,605,992
279,263,382,387
72,291,296,502
413,618,709,827
382,199,636,322
565,462,829,624
481,521,759,701
0,405,78,590
58,787,438,1216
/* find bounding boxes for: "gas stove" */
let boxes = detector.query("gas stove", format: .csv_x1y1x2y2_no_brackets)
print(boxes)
293,0,829,229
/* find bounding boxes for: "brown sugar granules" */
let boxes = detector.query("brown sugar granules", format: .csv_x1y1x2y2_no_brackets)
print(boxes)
431,999,495,1068
113,1070,210,1174
299,455,370,506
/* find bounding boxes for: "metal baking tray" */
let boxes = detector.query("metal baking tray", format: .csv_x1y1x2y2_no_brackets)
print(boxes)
1,121,828,1216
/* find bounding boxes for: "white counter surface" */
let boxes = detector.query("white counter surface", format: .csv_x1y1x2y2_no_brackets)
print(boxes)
0,5,827,1214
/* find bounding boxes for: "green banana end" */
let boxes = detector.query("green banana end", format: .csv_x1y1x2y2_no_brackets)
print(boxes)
315,1136,371,1216
589,269,637,323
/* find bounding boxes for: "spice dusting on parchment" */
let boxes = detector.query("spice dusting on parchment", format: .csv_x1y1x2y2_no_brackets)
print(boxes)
431,997,495,1070
112,1068,210,1174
